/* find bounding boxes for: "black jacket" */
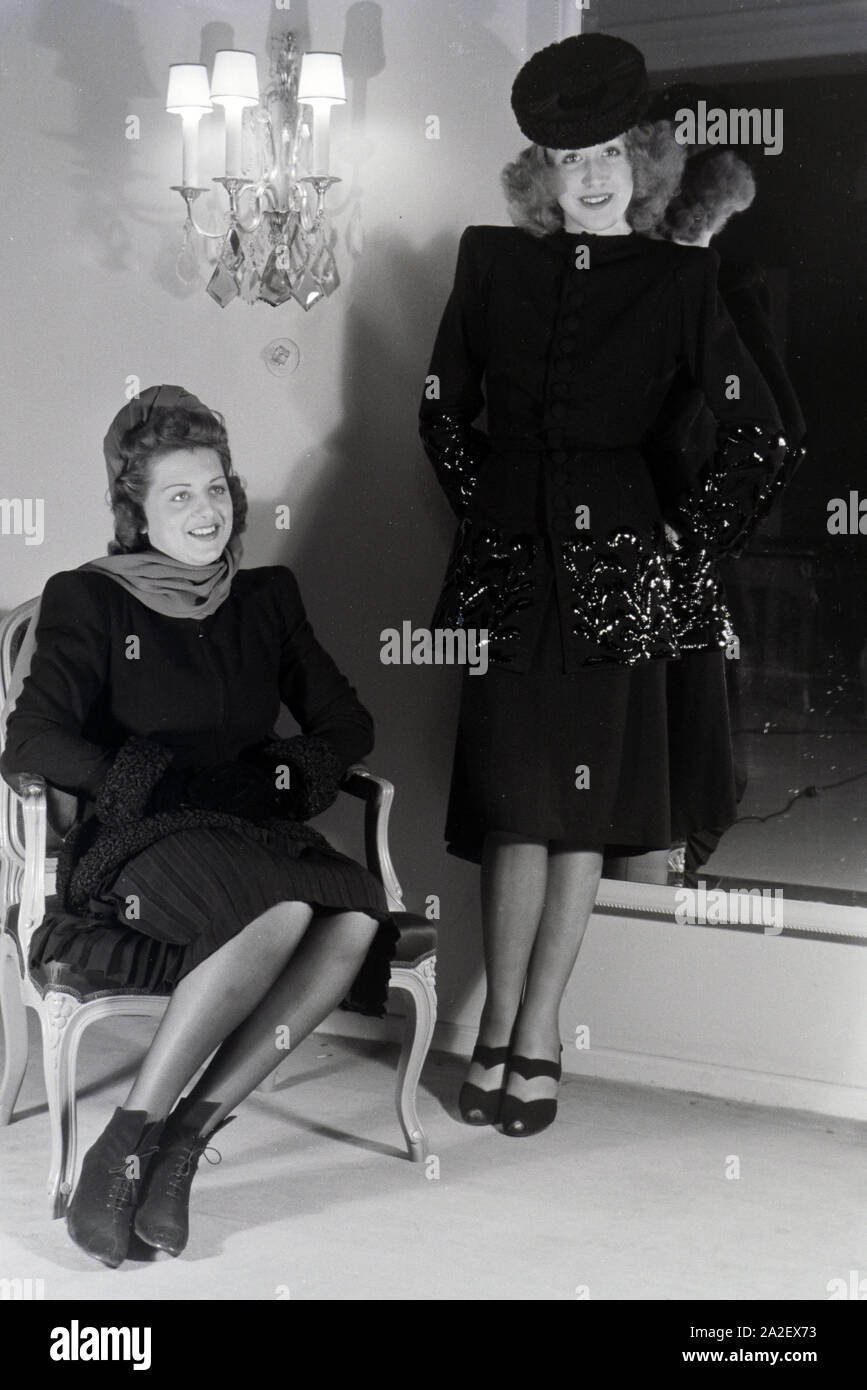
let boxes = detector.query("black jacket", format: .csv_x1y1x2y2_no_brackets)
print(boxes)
645,256,806,516
1,565,373,910
420,226,797,672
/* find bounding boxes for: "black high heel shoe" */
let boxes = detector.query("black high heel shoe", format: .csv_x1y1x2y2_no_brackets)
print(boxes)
458,1044,510,1125
500,1047,563,1137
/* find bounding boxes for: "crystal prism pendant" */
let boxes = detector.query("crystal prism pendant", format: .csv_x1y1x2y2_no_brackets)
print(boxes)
207,229,243,308
258,245,295,306
257,212,296,307
311,240,340,298
290,267,326,311
176,219,201,286
239,219,272,303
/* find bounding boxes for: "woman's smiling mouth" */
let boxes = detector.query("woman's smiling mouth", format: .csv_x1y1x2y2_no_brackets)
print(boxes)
580,194,612,206
188,524,219,538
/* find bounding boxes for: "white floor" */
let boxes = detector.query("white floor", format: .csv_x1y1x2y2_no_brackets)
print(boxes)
1,1016,864,1301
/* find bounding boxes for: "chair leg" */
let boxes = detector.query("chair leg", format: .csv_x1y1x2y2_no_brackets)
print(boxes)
0,934,29,1126
391,956,437,1163
39,992,81,1219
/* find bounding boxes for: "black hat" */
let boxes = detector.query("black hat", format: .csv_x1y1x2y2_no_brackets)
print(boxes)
511,33,649,150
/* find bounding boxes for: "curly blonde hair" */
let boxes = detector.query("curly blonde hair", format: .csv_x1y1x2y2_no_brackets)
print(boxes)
660,148,756,243
501,121,686,237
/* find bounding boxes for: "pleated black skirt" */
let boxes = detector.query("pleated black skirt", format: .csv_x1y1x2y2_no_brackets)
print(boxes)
445,592,736,863
29,823,397,1016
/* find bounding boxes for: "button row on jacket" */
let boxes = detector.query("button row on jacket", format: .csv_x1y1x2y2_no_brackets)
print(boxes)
548,380,597,403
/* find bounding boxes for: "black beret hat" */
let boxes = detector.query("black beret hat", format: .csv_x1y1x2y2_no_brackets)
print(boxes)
511,33,649,150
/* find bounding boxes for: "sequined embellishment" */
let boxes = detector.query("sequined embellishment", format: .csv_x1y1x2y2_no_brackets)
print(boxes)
420,414,491,514
673,422,789,556
667,547,734,653
434,523,537,665
561,531,678,665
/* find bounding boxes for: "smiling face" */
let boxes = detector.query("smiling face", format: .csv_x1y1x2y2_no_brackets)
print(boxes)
141,448,233,566
551,135,634,235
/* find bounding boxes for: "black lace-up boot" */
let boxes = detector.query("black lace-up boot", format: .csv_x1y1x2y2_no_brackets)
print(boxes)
135,1097,234,1256
66,1107,165,1268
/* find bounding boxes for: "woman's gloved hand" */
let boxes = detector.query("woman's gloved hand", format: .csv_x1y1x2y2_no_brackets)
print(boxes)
183,762,294,820
142,761,294,820
142,764,193,815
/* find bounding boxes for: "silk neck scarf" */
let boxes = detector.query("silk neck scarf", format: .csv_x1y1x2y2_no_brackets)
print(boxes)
81,533,243,621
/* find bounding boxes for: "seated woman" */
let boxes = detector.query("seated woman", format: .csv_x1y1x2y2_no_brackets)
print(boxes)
0,384,397,1268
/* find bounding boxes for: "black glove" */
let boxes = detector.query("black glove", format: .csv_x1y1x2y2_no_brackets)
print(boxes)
143,757,310,822
242,735,344,821
183,762,293,820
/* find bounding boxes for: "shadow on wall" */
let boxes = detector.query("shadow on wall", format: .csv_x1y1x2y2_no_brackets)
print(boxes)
31,0,158,273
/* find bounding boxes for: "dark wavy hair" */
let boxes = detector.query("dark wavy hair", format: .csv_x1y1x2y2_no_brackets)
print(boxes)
107,406,248,555
501,121,686,237
659,148,756,243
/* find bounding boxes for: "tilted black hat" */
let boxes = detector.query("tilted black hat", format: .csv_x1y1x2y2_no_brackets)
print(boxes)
511,33,649,150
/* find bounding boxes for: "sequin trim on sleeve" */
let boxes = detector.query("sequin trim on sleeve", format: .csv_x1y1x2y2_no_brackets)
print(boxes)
420,413,492,517
672,422,789,558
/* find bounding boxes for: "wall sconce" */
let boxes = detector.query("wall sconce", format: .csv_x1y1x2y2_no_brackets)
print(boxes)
166,34,345,310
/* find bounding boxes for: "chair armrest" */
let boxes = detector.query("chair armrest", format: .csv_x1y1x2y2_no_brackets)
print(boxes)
341,765,405,913
15,773,47,952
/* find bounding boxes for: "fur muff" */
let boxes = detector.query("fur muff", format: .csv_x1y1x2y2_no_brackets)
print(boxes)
58,735,340,915
253,734,345,821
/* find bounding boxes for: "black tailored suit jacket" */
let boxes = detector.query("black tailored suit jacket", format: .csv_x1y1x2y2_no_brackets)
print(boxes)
419,226,795,672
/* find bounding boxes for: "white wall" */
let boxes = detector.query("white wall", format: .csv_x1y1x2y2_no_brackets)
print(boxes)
1,0,864,1118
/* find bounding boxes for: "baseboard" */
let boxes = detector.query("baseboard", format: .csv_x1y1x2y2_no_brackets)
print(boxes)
319,1012,867,1123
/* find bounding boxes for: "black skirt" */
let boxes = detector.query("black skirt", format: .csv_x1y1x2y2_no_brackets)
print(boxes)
445,590,736,863
29,823,397,1016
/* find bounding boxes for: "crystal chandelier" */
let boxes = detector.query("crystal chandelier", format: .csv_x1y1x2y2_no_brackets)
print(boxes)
166,34,345,310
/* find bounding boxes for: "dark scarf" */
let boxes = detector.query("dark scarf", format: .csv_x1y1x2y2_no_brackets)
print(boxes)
81,533,243,621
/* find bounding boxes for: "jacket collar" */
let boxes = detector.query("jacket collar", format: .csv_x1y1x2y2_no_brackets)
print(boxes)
552,227,645,263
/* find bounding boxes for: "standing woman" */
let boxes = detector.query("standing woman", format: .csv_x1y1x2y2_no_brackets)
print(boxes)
1,385,396,1265
419,35,795,1136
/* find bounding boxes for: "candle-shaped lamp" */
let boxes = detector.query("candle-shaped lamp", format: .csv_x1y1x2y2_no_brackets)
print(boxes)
210,50,259,178
298,52,346,175
166,64,212,186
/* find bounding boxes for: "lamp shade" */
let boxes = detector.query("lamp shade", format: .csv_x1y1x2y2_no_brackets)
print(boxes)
210,50,259,105
298,52,346,105
166,64,212,114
